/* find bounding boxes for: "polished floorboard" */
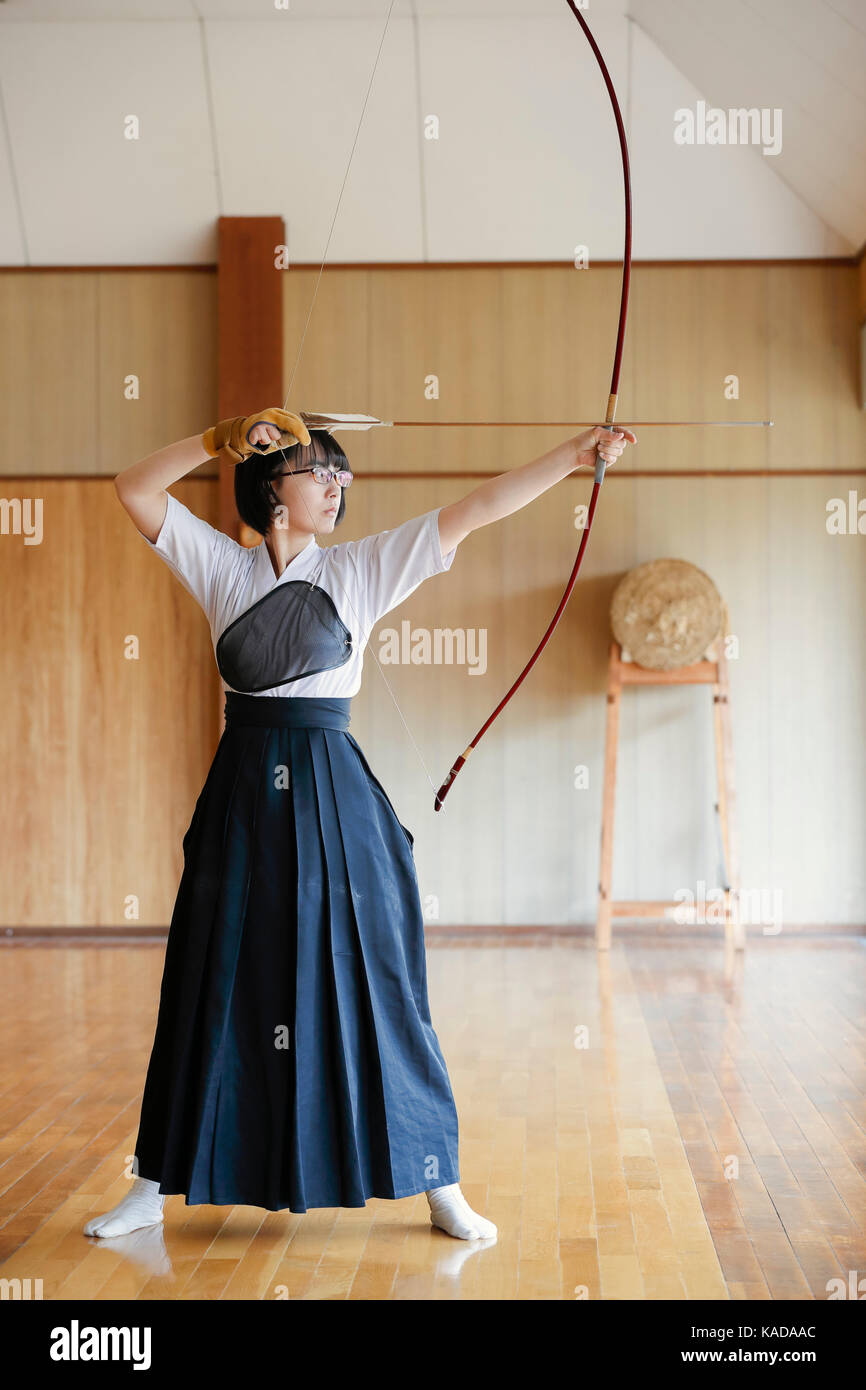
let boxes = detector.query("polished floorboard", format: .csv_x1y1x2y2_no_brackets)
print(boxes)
0,935,863,1301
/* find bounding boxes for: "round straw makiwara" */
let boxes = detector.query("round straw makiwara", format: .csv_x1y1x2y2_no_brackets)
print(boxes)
610,559,723,670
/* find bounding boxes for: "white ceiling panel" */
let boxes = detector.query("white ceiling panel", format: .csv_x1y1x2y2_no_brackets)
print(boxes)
0,82,26,261
0,1,860,265
0,1,557,16
748,0,866,99
207,15,422,260
0,20,219,262
814,0,866,36
419,9,632,262
0,0,198,18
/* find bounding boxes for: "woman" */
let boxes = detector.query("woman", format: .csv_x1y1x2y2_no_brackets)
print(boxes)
84,409,634,1242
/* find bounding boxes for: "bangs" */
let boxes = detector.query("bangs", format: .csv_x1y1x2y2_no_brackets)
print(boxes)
266,429,350,479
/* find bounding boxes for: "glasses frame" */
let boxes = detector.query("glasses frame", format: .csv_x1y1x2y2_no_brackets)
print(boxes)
273,465,353,489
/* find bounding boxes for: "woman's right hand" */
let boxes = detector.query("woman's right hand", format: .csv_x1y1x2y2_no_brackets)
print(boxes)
246,420,283,452
202,408,311,465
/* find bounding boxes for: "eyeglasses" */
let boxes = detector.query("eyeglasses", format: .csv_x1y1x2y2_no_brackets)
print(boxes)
274,466,353,488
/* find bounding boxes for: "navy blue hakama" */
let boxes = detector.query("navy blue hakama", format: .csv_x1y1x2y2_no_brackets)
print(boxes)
135,693,460,1212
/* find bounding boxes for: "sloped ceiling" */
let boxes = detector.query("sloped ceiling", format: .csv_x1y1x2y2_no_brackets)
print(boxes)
630,0,866,253
0,0,861,265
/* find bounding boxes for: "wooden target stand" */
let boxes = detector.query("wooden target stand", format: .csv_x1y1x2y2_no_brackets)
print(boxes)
596,640,744,951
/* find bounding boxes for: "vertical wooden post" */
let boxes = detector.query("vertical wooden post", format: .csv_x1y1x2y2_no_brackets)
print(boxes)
213,216,285,729
596,640,622,951
713,648,744,948
859,250,866,403
215,215,285,542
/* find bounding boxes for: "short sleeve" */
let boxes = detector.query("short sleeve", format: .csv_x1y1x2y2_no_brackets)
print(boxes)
337,507,457,634
137,491,224,618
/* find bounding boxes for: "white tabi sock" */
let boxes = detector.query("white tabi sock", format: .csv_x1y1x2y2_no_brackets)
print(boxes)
83,1176,166,1238
425,1183,497,1240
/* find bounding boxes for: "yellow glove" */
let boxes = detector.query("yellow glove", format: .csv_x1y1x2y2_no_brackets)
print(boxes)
201,408,311,465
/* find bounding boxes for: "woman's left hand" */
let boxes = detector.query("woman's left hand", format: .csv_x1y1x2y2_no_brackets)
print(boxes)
573,424,637,472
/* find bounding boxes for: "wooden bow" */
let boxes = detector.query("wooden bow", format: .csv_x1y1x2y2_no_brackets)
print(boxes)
433,1,633,811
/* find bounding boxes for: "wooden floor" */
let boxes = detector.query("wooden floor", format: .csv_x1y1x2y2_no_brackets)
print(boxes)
0,934,863,1300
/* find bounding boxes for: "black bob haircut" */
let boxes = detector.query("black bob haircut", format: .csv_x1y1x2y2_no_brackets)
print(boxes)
234,429,351,538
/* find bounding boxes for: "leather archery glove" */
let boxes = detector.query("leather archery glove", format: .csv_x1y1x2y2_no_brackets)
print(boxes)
202,408,311,465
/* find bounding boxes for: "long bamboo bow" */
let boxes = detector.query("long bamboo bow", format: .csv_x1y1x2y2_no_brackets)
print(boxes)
432,2,632,812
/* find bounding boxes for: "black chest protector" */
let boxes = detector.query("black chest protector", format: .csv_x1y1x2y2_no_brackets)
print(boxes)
216,580,353,694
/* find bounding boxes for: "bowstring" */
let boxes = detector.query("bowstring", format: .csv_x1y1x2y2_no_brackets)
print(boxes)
269,445,441,801
267,0,441,801
283,0,397,412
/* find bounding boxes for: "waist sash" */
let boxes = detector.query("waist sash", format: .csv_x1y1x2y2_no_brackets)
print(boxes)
224,692,351,731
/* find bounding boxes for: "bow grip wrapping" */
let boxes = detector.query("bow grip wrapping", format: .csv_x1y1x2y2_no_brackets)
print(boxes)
595,395,619,484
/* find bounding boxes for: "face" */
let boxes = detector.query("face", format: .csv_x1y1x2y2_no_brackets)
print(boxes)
267,462,342,537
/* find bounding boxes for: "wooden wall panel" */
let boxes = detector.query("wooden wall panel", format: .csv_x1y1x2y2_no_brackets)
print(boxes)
0,478,219,927
282,267,372,467
0,270,216,478
98,271,217,475
0,262,862,928
0,273,99,473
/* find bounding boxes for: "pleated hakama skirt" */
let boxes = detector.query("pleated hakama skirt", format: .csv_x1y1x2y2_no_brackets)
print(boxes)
135,692,460,1212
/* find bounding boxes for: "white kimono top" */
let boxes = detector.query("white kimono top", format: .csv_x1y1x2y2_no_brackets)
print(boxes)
139,491,457,698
